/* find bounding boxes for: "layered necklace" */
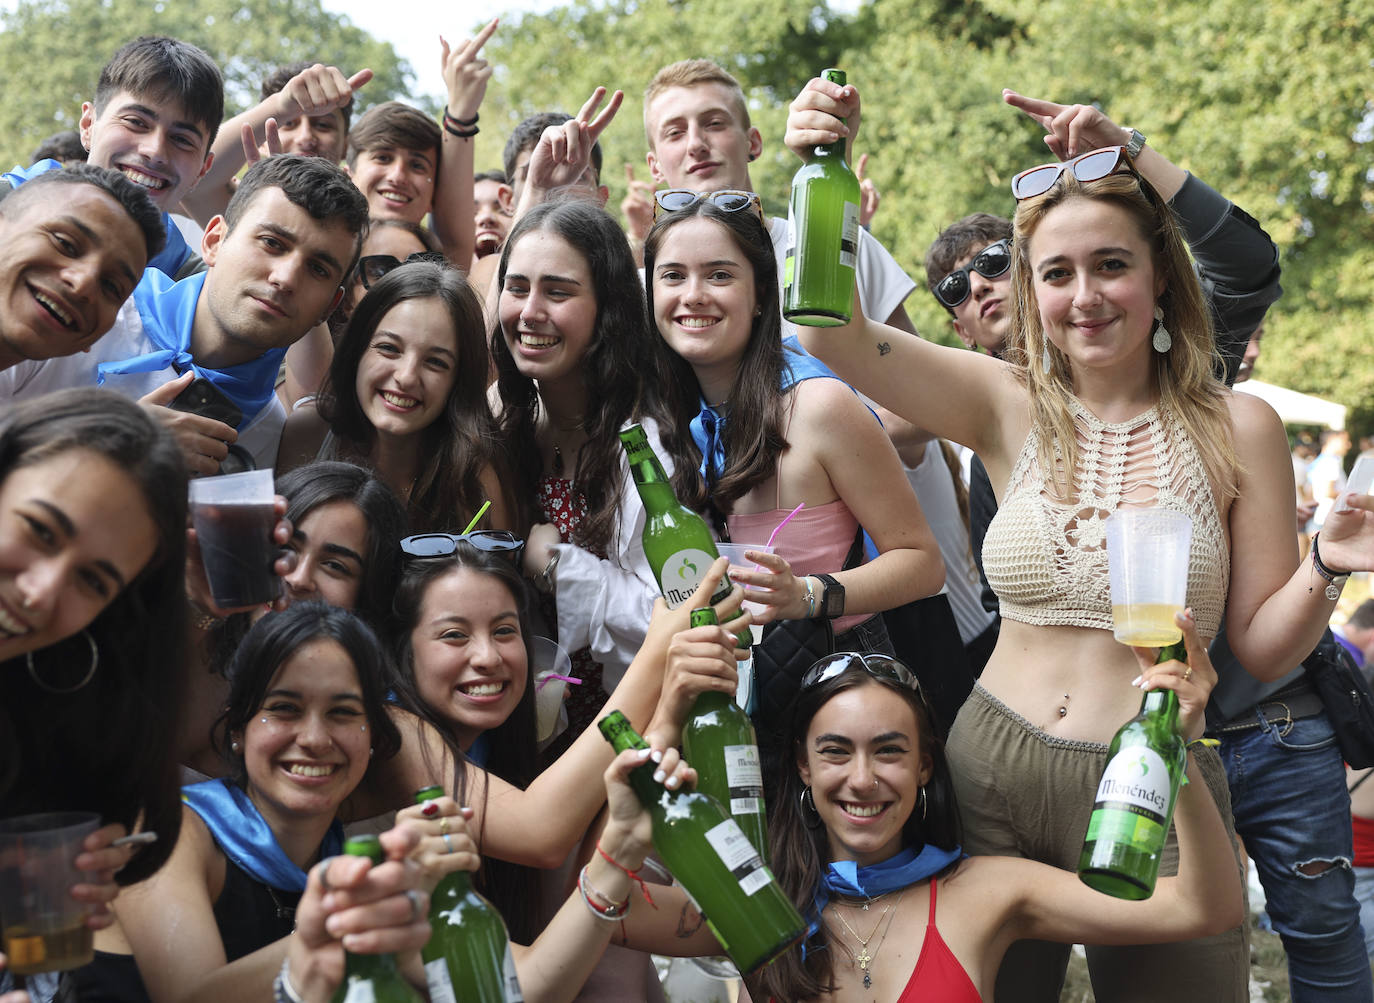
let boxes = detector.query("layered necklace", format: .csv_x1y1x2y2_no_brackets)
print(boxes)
830,887,906,990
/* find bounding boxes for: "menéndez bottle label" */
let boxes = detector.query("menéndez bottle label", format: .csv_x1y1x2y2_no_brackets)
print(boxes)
1086,747,1173,850
723,744,764,816
705,818,774,896
659,548,719,608
783,206,798,291
424,960,457,1003
839,201,860,269
503,944,524,1000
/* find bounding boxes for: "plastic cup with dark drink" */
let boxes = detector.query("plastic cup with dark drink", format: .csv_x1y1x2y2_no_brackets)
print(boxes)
0,812,99,976
189,469,280,608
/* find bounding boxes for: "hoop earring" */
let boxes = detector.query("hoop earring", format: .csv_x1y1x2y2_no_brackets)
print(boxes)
1152,305,1172,353
799,785,823,830
1040,340,1052,375
918,786,928,821
26,630,99,694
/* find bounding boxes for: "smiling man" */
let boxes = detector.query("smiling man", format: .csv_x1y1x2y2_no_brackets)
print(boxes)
2,37,223,283
0,156,367,473
0,164,164,372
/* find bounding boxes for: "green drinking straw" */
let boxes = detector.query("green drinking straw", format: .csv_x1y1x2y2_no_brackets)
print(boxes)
460,500,491,535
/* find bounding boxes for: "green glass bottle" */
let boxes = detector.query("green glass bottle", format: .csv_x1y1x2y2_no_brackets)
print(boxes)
619,424,749,647
783,68,861,328
1077,640,1189,900
413,787,523,1003
682,607,769,861
330,834,426,1003
598,711,805,974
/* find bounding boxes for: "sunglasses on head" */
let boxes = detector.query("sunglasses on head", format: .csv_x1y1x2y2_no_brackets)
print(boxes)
357,251,449,289
653,188,765,224
400,531,525,562
800,651,927,700
1010,145,1139,201
932,238,1011,310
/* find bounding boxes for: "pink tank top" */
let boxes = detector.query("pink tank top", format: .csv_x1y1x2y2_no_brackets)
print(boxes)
727,499,867,633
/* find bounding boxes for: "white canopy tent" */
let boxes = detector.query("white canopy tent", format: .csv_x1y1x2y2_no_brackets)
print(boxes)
1235,378,1347,430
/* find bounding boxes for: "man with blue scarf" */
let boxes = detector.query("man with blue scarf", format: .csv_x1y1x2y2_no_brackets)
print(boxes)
0,155,367,472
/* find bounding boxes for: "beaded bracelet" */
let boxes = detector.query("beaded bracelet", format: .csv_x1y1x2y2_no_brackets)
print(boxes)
596,841,656,908
273,959,304,1003
578,865,629,920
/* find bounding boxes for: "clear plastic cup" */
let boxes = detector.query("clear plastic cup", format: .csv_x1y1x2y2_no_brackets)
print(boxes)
715,543,777,648
530,636,574,744
0,811,99,975
1105,509,1193,646
189,469,280,607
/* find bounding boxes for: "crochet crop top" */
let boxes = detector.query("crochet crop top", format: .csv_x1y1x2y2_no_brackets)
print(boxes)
982,400,1228,640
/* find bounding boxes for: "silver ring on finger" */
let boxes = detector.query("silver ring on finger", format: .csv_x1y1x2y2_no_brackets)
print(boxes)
405,888,425,922
442,833,455,854
315,856,337,892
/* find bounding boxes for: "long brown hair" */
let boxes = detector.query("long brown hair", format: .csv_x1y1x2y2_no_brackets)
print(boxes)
1007,170,1238,504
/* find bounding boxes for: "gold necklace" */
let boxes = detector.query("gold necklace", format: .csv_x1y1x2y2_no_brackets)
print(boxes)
831,887,906,990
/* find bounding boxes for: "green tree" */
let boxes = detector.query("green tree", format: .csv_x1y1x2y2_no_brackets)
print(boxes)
0,0,412,168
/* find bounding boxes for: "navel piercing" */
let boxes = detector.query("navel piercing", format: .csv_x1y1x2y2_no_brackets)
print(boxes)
1058,693,1070,718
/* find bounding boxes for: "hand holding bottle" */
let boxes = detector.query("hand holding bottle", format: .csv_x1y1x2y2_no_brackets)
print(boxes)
648,620,744,747
639,557,744,662
1128,608,1215,742
784,74,861,163
601,746,695,874
397,797,480,895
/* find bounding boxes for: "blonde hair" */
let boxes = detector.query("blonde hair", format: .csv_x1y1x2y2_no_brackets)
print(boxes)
643,59,750,149
1006,169,1238,503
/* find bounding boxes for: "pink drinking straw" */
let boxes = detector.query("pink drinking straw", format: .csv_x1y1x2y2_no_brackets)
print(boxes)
752,502,806,570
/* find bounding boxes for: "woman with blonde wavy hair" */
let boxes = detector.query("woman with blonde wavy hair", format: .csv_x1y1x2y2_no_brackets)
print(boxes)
790,133,1374,1002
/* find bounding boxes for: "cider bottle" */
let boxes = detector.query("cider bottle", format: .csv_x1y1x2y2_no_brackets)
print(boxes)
330,835,425,1003
682,607,769,860
783,68,861,327
598,711,805,974
413,787,523,1002
1077,640,1189,899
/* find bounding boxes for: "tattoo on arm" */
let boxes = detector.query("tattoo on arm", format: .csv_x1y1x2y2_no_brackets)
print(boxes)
877,341,892,356
675,902,705,938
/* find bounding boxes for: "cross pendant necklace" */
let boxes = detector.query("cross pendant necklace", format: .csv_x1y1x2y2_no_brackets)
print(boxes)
855,947,874,988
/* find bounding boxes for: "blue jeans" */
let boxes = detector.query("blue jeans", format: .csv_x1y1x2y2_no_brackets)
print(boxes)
1216,710,1373,1001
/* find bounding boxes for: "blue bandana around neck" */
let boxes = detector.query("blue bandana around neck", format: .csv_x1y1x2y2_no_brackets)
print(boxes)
182,779,343,892
804,843,965,950
98,269,287,428
689,336,840,490
4,161,192,279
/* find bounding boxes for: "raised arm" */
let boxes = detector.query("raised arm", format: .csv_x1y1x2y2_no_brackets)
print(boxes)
182,64,370,225
429,19,497,267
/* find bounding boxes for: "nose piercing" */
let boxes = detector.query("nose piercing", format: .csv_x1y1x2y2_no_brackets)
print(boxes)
872,779,878,790
20,594,36,611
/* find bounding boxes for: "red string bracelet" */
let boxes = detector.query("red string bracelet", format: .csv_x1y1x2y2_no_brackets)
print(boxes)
597,841,656,908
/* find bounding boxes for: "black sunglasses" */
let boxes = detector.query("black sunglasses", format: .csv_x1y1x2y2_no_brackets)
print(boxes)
357,251,449,289
653,188,765,224
932,239,1011,310
800,651,928,704
400,531,524,562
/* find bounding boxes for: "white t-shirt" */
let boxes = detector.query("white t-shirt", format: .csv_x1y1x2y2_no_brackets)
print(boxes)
767,217,915,339
0,294,286,469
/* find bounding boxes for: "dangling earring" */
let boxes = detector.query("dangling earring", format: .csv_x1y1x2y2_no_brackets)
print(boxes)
918,786,928,821
799,785,823,829
26,630,99,694
1152,304,1172,353
369,747,375,758
1040,340,1052,375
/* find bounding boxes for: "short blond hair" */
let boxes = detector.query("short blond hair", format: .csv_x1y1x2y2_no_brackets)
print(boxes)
643,59,750,149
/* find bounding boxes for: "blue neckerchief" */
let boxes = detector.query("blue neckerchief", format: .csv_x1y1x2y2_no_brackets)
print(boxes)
689,336,841,489
99,269,286,428
804,843,965,951
467,732,491,769
182,779,343,892
148,215,193,279
3,159,62,187
5,161,191,279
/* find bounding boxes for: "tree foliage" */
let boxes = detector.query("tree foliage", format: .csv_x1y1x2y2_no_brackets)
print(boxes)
0,0,413,168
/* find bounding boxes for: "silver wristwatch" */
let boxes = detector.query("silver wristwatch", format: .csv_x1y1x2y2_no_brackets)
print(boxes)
1125,128,1147,158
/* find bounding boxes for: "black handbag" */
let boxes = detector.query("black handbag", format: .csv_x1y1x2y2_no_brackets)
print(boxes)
1304,630,1374,769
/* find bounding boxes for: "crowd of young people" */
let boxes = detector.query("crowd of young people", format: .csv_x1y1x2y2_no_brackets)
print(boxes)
2,25,1372,1003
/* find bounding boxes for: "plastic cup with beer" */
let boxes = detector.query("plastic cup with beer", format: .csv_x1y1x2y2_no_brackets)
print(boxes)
0,812,100,976
1105,508,1193,646
189,469,281,608
530,636,578,745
